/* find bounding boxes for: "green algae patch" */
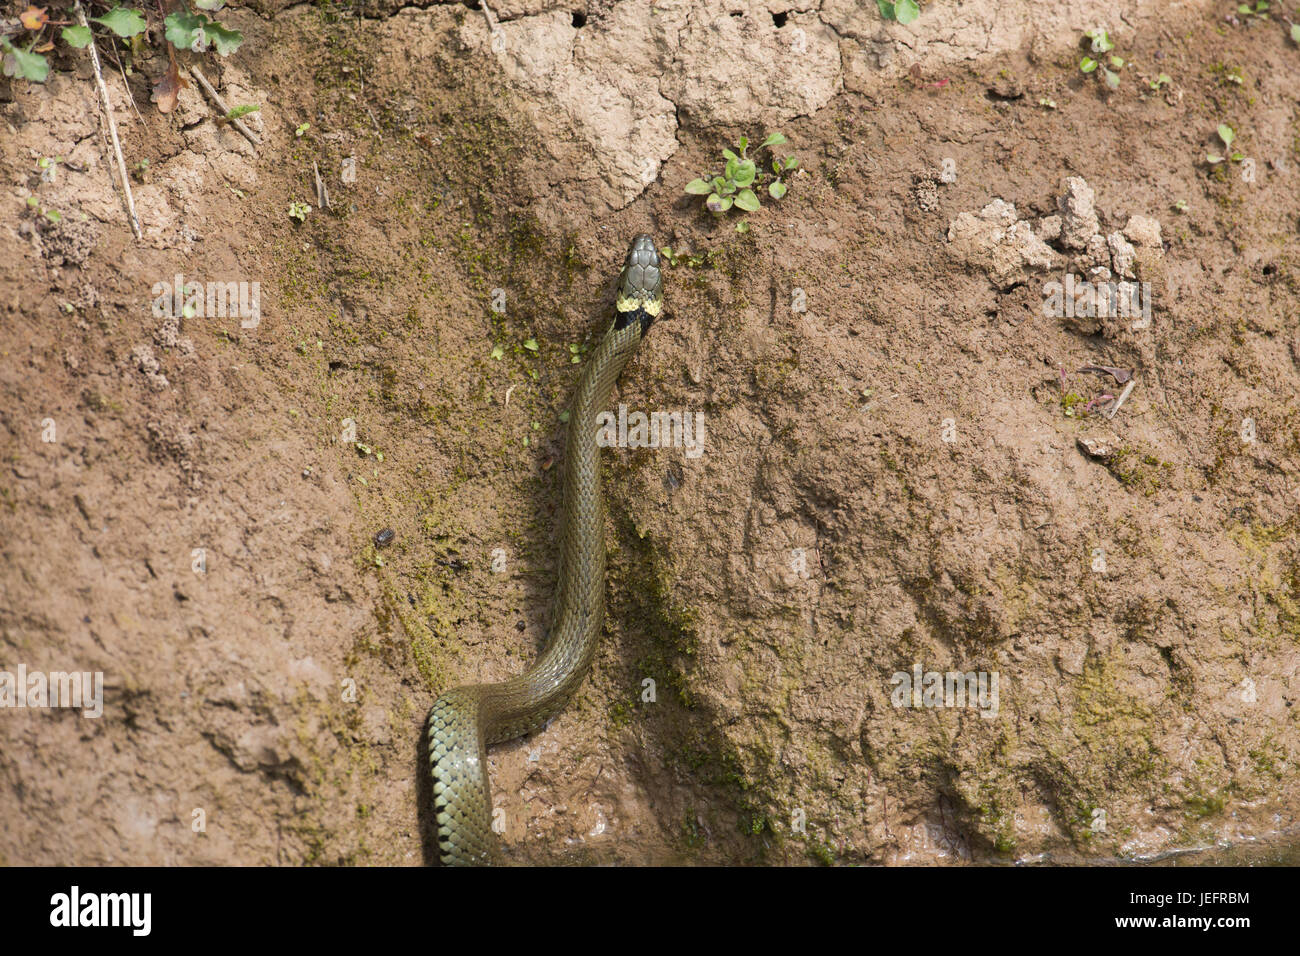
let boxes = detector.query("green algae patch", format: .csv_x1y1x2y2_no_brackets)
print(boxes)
1044,654,1167,845
1104,446,1174,496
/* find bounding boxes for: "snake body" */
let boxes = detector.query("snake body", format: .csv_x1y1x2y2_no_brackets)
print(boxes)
426,234,663,865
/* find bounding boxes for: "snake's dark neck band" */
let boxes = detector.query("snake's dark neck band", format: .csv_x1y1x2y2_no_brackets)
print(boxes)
614,305,654,336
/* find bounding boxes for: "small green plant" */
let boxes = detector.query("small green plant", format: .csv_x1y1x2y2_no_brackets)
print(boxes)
36,155,63,183
1147,72,1172,91
1,5,148,84
1207,124,1246,164
1080,27,1124,88
25,194,61,223
224,104,261,122
295,122,311,138
1173,198,1189,213
288,201,311,222
684,133,797,219
1237,1,1270,17
876,0,920,24
1218,64,1245,85
1,3,242,113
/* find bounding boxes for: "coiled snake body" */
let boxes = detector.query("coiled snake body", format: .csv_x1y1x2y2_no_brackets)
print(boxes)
427,235,663,865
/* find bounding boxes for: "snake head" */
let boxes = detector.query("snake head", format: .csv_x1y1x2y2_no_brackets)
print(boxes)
615,234,663,329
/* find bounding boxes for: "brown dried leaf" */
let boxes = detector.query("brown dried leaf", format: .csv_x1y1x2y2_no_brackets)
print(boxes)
20,6,48,31
151,55,188,114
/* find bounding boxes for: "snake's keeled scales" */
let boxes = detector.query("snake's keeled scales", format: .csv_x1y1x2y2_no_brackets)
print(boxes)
426,235,663,866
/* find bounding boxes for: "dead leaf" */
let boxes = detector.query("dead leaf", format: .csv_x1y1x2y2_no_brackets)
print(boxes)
20,6,48,31
1077,365,1133,384
151,54,188,114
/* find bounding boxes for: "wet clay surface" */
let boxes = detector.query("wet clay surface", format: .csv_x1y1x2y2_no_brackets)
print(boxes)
1,1,1298,864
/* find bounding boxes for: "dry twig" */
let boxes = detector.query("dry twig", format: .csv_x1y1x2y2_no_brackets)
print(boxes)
189,65,261,148
74,1,141,240
1106,379,1137,420
313,161,330,211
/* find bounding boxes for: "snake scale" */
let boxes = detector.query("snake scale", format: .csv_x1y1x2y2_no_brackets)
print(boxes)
426,234,664,865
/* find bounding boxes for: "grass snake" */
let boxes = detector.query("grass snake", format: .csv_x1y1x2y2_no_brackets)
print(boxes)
426,234,664,865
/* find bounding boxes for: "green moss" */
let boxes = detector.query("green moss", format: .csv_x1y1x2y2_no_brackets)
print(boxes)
608,700,632,728
279,687,385,864
1228,518,1300,645
681,810,704,849
1104,445,1173,496
1184,789,1227,819
806,839,837,866
1022,653,1170,846
606,509,787,856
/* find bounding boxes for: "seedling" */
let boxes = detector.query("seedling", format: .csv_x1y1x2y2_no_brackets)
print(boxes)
37,155,63,183
25,195,61,223
288,201,311,222
1237,1,1270,17
1147,72,1172,91
1079,27,1124,88
684,133,798,219
1206,124,1246,164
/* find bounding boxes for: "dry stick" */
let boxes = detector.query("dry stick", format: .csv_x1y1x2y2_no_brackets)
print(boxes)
313,161,330,211
104,39,146,128
1106,378,1137,420
74,1,141,241
188,66,261,147
479,0,504,46
116,61,147,129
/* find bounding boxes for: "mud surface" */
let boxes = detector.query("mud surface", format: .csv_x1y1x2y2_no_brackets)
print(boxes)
2,0,1299,864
